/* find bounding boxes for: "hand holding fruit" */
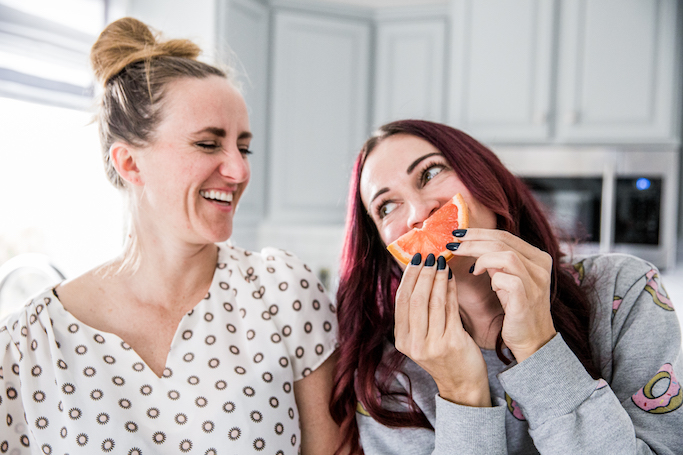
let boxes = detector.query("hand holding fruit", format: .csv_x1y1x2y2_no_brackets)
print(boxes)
447,229,557,363
394,252,491,407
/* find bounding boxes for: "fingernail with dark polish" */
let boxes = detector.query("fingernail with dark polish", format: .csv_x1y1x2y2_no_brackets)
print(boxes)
411,253,422,265
437,255,446,270
425,253,435,267
448,268,453,279
452,229,468,237
446,242,460,251
469,264,475,274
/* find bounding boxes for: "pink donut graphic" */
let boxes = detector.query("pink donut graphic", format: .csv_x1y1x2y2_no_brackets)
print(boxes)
612,295,623,315
505,393,526,421
644,270,674,311
631,363,682,414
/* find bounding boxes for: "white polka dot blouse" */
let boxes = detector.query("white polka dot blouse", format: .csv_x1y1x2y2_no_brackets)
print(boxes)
0,244,338,454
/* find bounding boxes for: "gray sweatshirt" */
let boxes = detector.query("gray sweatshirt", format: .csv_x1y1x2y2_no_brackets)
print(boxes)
356,254,683,454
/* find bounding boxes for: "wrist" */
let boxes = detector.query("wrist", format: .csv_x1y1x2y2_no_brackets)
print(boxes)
511,330,557,364
436,383,492,408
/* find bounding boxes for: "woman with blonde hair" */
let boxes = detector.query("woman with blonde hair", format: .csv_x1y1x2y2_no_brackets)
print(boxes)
0,17,340,453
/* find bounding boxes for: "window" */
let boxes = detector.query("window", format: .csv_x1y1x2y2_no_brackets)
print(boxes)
0,0,105,109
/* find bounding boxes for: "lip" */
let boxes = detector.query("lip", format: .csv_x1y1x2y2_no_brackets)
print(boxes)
199,188,237,212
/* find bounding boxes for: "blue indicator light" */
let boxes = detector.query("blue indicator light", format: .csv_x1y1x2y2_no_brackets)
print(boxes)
636,178,651,191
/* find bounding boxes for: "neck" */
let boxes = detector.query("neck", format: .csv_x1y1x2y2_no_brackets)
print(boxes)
101,228,219,312
455,270,504,350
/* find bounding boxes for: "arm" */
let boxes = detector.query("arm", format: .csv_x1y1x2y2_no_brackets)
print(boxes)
498,259,683,454
0,325,31,453
295,351,345,455
391,252,508,454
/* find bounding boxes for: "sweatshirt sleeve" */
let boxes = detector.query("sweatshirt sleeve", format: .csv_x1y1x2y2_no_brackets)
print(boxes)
498,258,683,455
356,354,508,454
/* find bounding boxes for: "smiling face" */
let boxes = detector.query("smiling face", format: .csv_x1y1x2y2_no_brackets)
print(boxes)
360,134,497,249
132,75,251,245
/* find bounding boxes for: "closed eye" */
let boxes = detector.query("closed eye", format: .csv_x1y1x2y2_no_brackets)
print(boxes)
197,142,219,151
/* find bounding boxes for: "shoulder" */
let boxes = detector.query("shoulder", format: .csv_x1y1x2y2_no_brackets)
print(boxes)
220,242,324,290
0,287,56,361
568,253,655,296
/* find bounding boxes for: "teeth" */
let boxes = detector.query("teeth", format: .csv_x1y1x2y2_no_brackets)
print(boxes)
200,190,233,202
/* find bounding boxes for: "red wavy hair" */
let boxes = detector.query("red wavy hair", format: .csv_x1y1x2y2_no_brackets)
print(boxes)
330,120,599,454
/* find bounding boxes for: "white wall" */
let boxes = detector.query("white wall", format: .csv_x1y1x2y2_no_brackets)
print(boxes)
123,0,219,63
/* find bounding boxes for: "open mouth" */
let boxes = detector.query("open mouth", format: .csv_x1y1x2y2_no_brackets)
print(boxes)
200,190,233,205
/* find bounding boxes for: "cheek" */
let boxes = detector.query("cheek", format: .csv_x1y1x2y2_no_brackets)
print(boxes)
377,219,406,246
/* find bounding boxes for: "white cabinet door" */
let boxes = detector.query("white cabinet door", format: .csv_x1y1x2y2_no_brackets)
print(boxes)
555,0,678,144
373,18,447,129
269,11,370,224
218,0,270,249
448,0,555,143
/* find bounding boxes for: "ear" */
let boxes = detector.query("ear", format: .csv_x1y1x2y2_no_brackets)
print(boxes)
110,142,144,186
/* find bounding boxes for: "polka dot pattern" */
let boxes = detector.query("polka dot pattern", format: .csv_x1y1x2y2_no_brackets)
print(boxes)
0,244,337,452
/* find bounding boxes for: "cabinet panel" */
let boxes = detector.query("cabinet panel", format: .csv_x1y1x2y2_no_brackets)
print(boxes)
448,0,555,142
556,0,678,143
219,0,270,249
269,11,370,224
373,19,446,128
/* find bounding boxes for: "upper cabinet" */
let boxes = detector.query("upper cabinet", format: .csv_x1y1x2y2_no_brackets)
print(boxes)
448,0,555,143
373,17,447,128
448,0,680,145
268,10,370,225
555,0,679,144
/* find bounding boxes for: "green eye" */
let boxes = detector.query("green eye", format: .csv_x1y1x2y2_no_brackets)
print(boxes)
422,165,444,185
378,201,397,219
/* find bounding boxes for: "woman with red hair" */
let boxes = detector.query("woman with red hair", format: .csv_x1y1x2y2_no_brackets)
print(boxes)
330,120,682,454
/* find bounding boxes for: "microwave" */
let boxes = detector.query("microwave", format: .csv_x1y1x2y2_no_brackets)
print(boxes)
492,147,678,271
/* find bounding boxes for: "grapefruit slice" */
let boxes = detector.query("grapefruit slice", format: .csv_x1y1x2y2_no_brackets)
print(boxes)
387,193,469,265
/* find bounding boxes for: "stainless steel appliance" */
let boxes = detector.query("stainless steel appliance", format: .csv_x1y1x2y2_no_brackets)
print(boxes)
492,147,679,270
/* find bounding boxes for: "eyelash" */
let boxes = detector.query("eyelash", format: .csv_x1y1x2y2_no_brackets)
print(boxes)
197,143,253,155
373,161,448,220
419,161,447,186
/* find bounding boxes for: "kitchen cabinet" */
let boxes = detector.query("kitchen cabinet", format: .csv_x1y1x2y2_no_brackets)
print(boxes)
218,0,270,250
448,0,680,145
268,10,370,225
555,0,679,144
448,0,555,143
373,17,447,128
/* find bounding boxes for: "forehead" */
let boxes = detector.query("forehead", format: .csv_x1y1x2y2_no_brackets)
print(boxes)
359,134,441,205
160,76,249,130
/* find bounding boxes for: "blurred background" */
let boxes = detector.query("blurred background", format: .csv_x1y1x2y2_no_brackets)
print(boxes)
1,0,682,325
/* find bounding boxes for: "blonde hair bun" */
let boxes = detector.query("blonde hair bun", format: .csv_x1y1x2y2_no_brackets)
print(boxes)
90,17,202,87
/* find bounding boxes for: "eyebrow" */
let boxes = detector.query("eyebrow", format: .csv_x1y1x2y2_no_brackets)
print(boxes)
406,152,441,174
194,127,253,141
368,152,442,206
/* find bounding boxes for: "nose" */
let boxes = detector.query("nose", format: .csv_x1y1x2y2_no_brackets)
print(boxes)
406,197,440,230
218,147,250,183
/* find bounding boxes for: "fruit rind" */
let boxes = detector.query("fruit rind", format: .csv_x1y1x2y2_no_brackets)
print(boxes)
386,193,469,265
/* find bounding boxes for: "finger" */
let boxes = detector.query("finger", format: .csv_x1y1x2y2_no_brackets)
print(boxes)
449,238,548,286
410,253,438,341
490,271,527,311
427,255,450,339
472,251,534,285
449,228,551,266
444,266,463,335
395,253,423,339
